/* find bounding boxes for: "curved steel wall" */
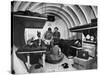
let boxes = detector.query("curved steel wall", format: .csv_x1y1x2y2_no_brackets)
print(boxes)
12,1,97,39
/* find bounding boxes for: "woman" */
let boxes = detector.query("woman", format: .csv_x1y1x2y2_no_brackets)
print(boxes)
43,27,53,45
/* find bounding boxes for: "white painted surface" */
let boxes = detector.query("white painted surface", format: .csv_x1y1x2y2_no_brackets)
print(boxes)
24,16,69,43
13,45,28,74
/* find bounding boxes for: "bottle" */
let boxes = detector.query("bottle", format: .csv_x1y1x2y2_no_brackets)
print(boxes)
39,39,41,46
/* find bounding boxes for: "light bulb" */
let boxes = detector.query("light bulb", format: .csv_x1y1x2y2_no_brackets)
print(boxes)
86,34,90,40
91,36,94,41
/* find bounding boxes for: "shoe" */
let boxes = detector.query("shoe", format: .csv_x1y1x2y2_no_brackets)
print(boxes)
62,63,69,69
35,64,43,69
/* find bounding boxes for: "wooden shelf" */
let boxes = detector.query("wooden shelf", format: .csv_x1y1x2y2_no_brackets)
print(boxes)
17,51,46,54
70,23,97,32
14,14,47,28
14,14,47,20
83,40,96,44
70,26,97,32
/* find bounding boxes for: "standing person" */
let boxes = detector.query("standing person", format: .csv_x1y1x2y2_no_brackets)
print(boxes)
43,27,53,45
53,27,61,45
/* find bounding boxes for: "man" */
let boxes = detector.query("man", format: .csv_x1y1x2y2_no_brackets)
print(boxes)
32,31,45,47
53,27,61,45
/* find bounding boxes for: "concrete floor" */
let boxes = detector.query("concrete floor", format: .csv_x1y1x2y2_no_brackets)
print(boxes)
30,55,76,73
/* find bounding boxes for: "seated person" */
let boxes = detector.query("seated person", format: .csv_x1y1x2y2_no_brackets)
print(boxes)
32,31,45,47
30,31,46,68
17,31,46,70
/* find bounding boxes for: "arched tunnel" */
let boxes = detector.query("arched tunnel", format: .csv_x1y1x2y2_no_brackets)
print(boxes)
12,1,97,46
11,1,98,74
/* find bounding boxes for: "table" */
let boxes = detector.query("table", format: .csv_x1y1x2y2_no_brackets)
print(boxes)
70,46,82,50
17,46,47,72
69,46,82,57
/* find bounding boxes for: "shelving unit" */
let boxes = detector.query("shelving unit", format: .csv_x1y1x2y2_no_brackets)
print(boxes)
70,18,97,57
13,14,47,28
69,18,97,69
83,40,96,45
70,23,97,32
14,14,47,20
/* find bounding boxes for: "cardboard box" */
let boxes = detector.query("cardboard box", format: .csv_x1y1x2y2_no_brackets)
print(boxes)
73,57,94,69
